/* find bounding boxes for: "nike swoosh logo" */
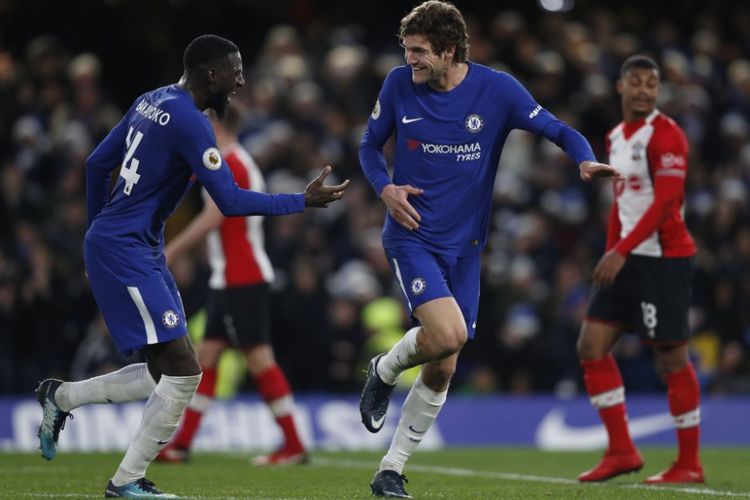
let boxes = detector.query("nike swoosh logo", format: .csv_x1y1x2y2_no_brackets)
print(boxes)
408,425,427,434
158,440,169,445
371,415,386,429
535,408,674,450
401,116,424,124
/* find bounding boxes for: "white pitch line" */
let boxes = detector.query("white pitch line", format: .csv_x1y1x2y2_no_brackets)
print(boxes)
312,457,750,498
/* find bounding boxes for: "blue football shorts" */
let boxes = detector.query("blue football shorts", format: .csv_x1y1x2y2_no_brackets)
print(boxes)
84,238,188,353
385,245,481,338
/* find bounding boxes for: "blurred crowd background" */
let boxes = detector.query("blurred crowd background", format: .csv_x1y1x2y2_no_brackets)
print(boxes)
1,0,749,397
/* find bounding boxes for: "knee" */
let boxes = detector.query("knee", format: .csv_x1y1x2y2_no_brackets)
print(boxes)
244,344,275,375
172,349,202,377
428,324,467,358
186,358,202,377
184,343,202,375
654,347,689,377
576,329,608,361
576,335,597,360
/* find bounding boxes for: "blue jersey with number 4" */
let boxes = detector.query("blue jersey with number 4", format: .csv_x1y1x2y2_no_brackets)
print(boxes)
86,84,304,256
360,62,596,256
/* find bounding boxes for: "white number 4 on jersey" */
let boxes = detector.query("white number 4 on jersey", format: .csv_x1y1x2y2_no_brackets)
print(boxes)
121,127,144,195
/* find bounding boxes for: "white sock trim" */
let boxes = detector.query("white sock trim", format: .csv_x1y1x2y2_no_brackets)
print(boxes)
377,327,420,385
56,363,157,412
590,387,625,409
380,375,447,475
674,408,700,429
156,374,203,401
413,375,447,406
268,394,294,417
187,392,213,412
111,373,201,486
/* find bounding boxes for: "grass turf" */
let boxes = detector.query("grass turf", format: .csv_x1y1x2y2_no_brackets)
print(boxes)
1,448,747,499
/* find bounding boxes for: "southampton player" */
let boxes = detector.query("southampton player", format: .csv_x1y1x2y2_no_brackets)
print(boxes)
577,55,703,484
156,104,307,466
358,1,622,497
35,35,347,498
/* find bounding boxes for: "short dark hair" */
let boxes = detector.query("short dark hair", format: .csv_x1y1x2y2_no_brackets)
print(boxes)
399,1,469,63
183,34,239,73
620,55,659,77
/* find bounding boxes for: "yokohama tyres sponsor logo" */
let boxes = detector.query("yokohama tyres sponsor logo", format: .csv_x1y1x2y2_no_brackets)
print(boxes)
420,142,481,154
414,141,481,162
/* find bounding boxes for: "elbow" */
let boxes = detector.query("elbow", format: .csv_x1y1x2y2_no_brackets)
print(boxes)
210,188,239,217
215,202,238,217
659,197,679,214
359,139,379,158
358,144,370,162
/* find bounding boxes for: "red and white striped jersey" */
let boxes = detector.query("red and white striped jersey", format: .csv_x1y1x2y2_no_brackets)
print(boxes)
205,143,274,289
605,110,696,258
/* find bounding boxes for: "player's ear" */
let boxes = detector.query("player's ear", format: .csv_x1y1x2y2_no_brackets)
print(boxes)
204,108,218,121
616,78,625,96
444,45,456,62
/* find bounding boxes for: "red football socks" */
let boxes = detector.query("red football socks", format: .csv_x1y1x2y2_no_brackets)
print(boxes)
665,363,701,469
581,355,636,454
256,365,304,452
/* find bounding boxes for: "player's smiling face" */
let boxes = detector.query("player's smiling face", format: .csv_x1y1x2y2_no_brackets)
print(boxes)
617,67,660,121
208,51,244,119
401,34,452,86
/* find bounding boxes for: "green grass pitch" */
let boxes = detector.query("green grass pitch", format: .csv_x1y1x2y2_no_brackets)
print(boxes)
1,448,748,499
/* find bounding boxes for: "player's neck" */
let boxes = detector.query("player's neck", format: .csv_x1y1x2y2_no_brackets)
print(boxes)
428,62,468,92
177,74,208,111
623,107,655,124
215,133,232,151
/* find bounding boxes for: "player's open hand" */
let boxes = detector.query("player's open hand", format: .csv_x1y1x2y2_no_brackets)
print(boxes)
592,249,626,287
304,166,350,207
579,161,625,182
380,183,423,231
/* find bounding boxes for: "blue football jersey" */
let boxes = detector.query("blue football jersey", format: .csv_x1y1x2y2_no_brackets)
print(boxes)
86,84,304,252
360,62,595,256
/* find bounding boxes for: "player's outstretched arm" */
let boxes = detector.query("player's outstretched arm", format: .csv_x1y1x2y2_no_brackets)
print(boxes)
579,161,624,182
304,166,350,207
